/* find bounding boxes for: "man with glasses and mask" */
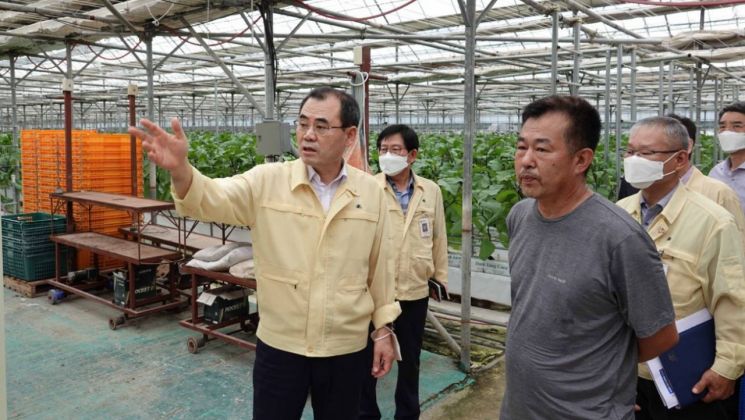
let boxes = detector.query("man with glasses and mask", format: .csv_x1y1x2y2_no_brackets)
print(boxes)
709,101,745,216
359,124,448,420
617,116,745,420
129,86,401,420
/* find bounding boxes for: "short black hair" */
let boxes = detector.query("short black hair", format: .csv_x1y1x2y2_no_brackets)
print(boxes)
376,124,419,151
521,95,601,153
298,87,360,128
667,113,697,141
719,101,745,120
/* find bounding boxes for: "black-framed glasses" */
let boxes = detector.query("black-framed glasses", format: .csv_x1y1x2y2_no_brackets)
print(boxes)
294,120,346,136
622,148,683,157
378,146,408,155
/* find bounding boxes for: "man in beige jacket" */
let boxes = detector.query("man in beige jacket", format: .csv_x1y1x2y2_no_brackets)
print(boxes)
668,113,745,249
359,124,448,420
129,87,401,420
617,116,745,419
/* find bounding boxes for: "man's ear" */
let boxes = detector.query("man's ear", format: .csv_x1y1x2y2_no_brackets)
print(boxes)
575,148,595,175
408,149,418,164
344,126,358,148
674,149,689,171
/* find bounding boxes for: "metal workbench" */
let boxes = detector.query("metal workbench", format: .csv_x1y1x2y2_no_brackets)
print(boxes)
48,191,188,329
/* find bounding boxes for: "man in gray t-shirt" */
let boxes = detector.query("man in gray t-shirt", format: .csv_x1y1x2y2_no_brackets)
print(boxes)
500,96,678,420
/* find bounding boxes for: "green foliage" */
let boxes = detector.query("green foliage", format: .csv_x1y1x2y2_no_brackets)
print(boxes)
697,133,717,175
0,133,19,188
150,129,720,260
587,136,624,200
146,131,265,201
0,133,21,212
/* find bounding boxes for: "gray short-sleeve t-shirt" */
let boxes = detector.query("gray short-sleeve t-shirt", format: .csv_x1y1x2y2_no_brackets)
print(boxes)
500,194,674,420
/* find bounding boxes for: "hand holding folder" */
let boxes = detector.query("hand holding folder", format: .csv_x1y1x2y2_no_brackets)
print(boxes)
428,278,449,302
646,309,715,409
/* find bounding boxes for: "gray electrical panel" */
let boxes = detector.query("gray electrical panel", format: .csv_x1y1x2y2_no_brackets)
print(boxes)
256,120,293,157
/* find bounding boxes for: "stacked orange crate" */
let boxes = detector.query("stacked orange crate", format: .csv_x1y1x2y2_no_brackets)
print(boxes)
20,130,145,269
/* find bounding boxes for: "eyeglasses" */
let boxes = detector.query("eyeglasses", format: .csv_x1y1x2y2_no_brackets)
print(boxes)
294,120,346,136
379,146,408,155
622,148,683,157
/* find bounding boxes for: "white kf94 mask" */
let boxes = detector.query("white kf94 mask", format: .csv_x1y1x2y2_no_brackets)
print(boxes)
379,152,409,176
623,153,678,190
718,131,745,153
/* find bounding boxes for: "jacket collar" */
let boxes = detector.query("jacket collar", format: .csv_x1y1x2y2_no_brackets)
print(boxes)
292,158,363,198
376,171,423,193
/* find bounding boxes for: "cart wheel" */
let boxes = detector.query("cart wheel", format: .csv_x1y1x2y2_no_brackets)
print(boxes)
187,336,205,354
48,289,65,305
109,315,126,331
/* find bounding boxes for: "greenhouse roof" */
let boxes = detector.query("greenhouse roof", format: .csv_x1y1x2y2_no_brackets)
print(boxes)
0,0,744,127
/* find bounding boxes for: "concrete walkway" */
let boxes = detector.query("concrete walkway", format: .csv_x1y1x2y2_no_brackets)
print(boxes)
5,290,467,419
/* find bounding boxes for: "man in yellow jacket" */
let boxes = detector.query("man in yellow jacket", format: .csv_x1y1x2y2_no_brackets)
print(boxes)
617,116,745,419
667,113,745,249
129,87,401,420
359,124,448,420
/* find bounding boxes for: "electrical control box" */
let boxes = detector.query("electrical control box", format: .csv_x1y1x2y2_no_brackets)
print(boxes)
256,120,293,157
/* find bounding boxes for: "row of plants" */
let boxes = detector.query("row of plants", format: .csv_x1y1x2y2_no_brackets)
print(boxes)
3,129,720,258
150,131,627,259
160,130,717,258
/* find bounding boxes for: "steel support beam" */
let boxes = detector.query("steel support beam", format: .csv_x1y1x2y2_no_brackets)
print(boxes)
630,48,637,122
604,49,611,162
64,43,74,233
9,54,18,212
615,46,623,186
128,85,137,196
459,0,476,373
100,0,141,34
571,17,581,96
550,9,559,95
180,17,266,119
144,31,156,200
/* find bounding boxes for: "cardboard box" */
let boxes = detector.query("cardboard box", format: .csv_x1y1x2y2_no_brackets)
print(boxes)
113,267,157,307
198,288,251,324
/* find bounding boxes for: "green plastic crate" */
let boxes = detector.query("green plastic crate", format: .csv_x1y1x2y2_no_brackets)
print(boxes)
1,213,67,244
2,247,69,281
2,236,57,255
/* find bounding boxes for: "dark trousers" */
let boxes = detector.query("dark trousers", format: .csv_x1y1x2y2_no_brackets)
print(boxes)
635,377,732,420
253,339,367,420
360,297,429,420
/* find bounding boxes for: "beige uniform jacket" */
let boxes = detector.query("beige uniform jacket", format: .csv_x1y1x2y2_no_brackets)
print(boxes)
376,172,448,301
173,159,401,357
618,185,745,380
686,166,745,249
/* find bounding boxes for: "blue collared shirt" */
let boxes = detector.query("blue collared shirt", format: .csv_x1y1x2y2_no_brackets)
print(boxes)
387,174,415,215
709,158,745,215
640,184,678,228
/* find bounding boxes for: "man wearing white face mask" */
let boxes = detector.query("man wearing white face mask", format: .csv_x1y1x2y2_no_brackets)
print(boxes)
667,113,745,251
359,124,448,420
617,116,745,420
709,101,745,216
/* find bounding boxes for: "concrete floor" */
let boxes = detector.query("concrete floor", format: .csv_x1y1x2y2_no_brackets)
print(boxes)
4,289,468,419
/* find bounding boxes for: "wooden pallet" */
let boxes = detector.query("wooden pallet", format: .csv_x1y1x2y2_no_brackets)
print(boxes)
3,275,53,298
